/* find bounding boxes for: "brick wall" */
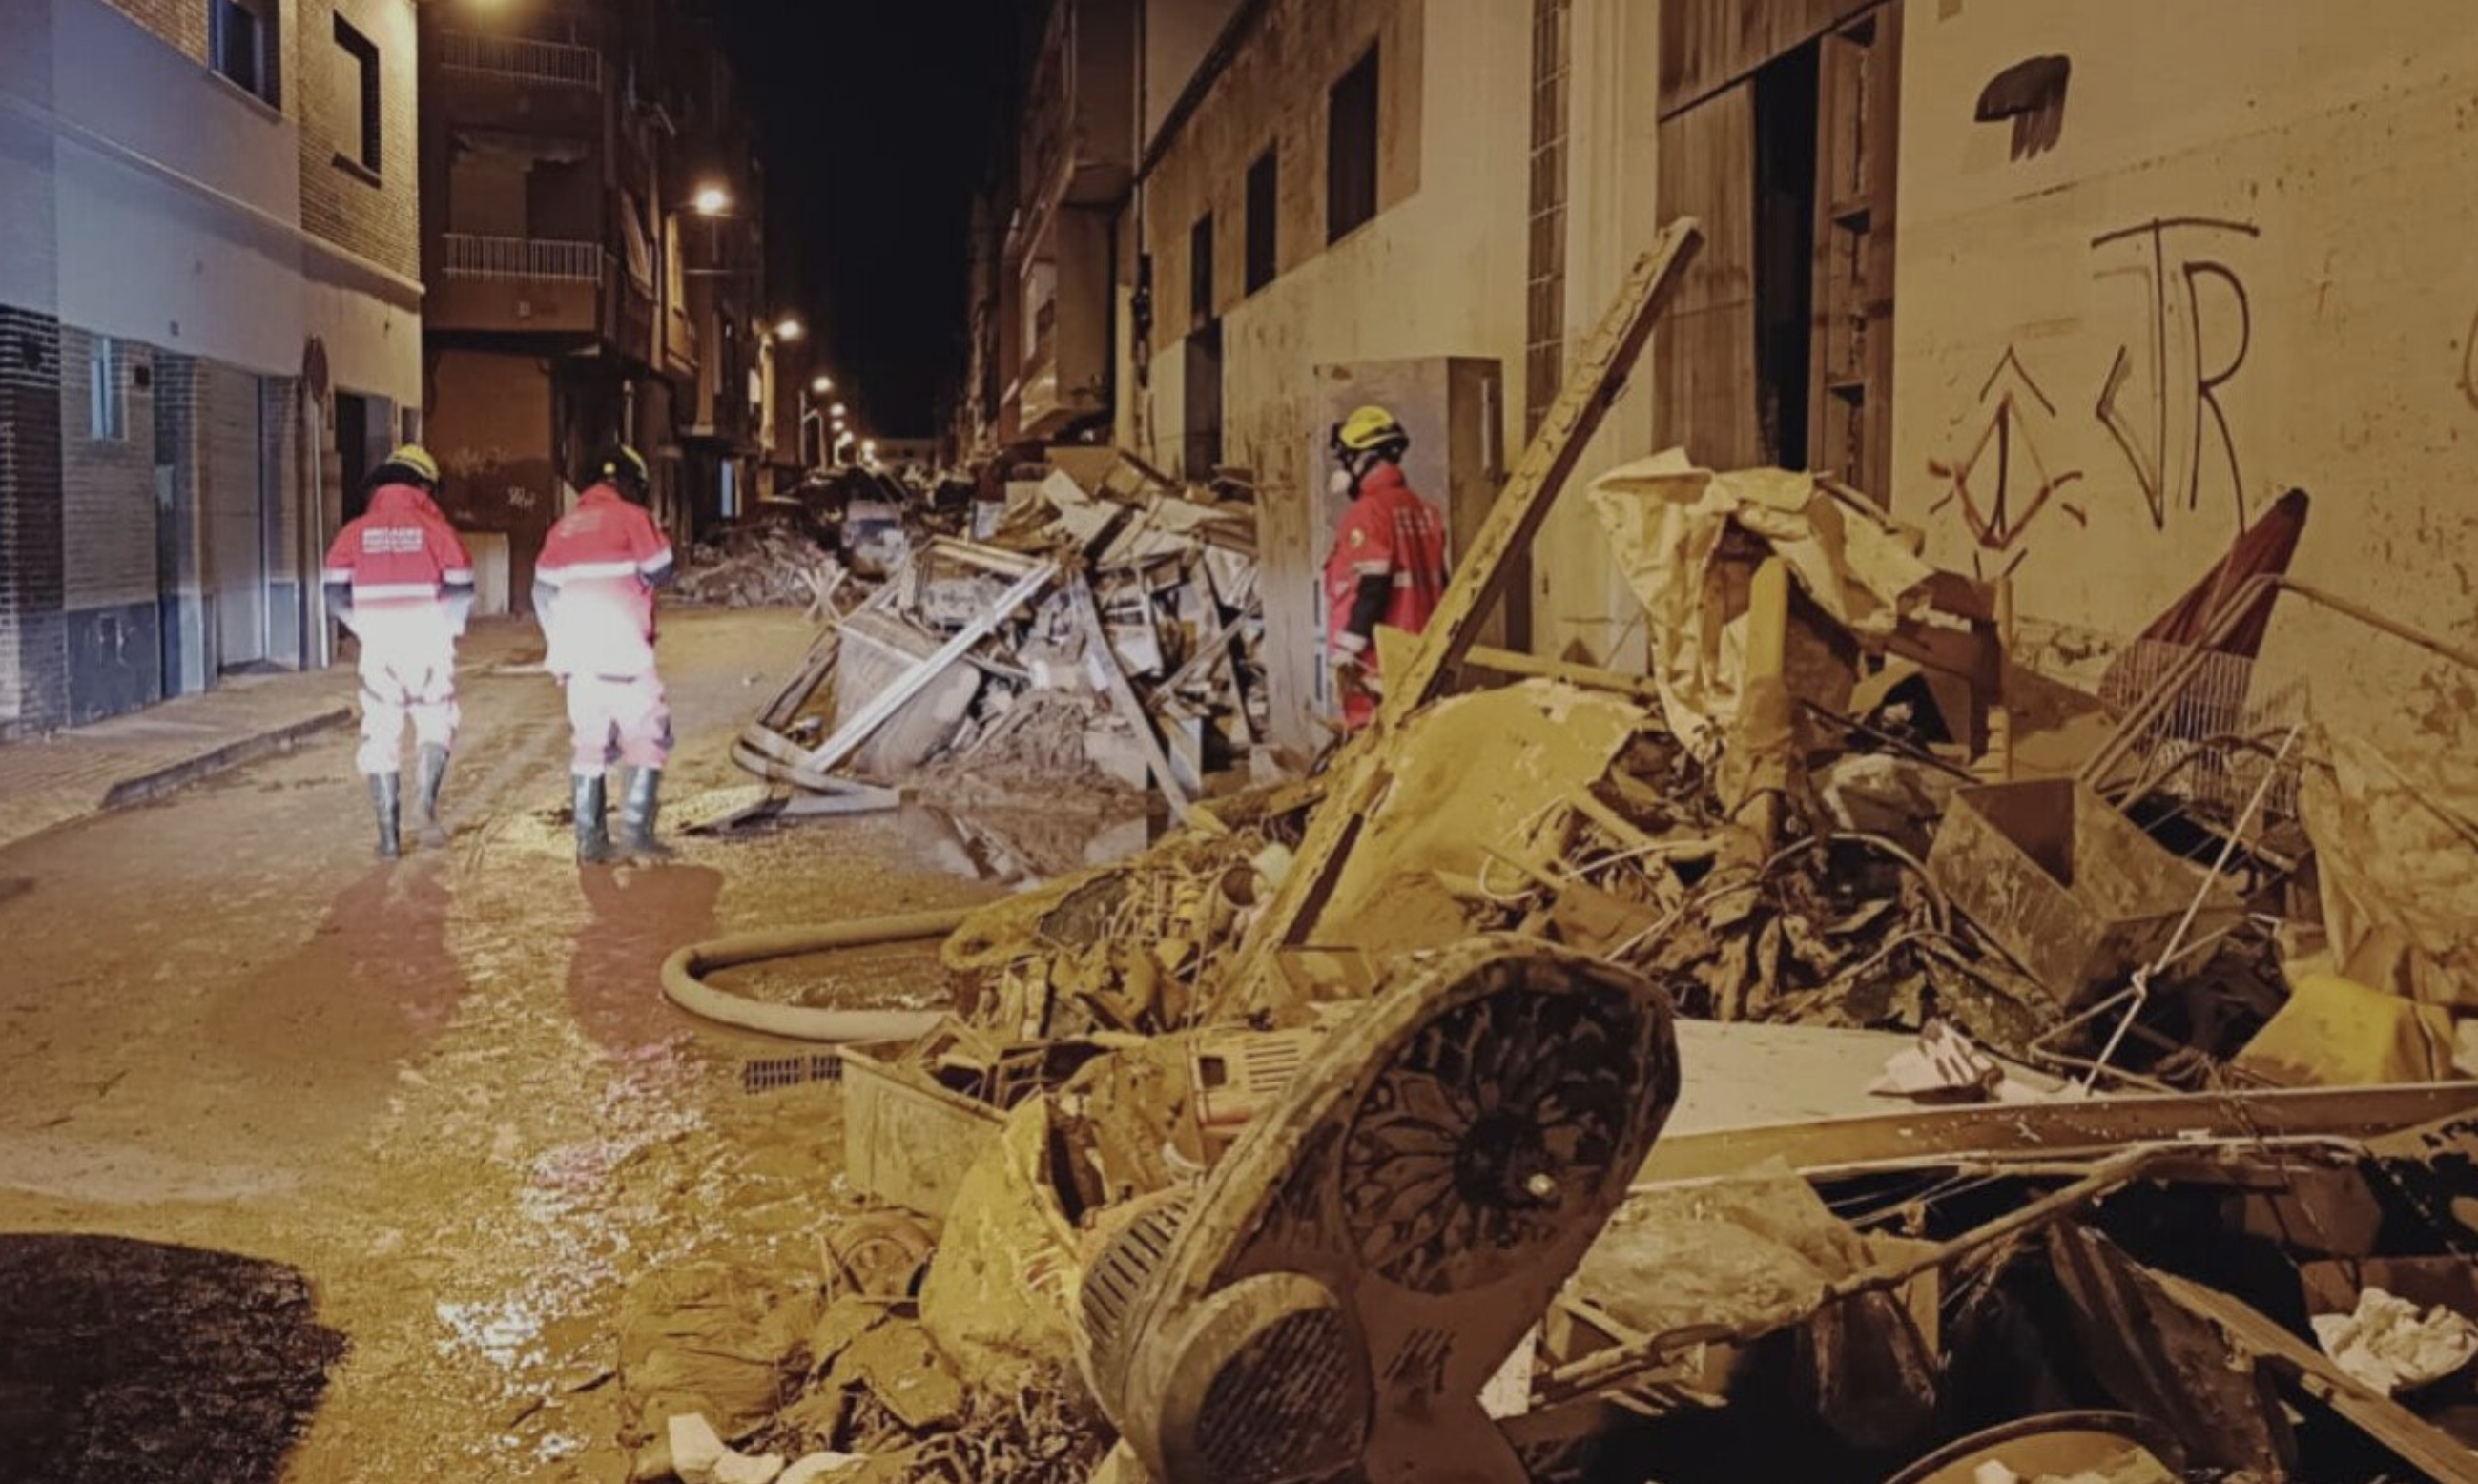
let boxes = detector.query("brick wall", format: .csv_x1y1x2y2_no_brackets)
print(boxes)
296,0,420,279
57,326,164,722
0,307,67,735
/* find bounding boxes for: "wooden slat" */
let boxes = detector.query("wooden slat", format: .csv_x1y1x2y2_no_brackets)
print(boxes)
795,563,1058,776
2152,1268,2478,1484
1067,573,1193,821
1215,220,1705,1018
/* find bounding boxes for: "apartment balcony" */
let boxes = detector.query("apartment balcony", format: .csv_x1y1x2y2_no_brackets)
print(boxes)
433,30,604,138
440,31,601,87
429,234,607,334
1018,0,1136,216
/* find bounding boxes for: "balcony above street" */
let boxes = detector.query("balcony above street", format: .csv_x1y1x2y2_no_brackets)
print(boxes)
427,233,604,334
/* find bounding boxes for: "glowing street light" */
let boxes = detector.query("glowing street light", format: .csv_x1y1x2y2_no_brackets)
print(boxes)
773,316,805,342
692,183,732,216
828,402,847,418
810,375,834,395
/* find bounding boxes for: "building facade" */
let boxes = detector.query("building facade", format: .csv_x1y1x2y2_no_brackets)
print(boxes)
418,0,774,614
0,0,424,736
962,0,2478,748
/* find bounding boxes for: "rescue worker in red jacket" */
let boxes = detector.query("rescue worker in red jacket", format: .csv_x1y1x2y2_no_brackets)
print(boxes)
1322,405,1450,731
321,445,475,857
535,446,677,864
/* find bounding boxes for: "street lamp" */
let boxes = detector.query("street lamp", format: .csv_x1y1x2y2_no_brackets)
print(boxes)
810,375,834,395
774,316,805,342
692,183,732,216
828,402,846,419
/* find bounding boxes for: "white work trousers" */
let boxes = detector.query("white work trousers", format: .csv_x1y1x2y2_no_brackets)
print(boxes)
355,612,459,775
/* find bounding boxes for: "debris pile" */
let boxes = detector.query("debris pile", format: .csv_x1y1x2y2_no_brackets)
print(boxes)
633,226,2478,1484
675,521,846,614
731,452,1263,815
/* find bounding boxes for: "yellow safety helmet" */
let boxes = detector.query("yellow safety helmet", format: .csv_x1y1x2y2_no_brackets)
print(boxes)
382,443,441,485
594,444,651,494
1333,404,1409,455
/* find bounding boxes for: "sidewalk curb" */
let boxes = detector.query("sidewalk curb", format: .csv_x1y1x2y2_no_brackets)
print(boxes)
97,706,356,811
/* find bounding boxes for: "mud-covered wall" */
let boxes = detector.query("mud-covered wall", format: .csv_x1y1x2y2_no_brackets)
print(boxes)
1892,0,2478,712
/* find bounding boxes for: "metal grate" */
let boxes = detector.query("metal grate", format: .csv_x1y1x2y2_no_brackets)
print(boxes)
740,1053,843,1095
2097,638,2306,820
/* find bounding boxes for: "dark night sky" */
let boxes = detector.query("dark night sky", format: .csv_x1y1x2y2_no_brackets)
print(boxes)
716,2,1025,439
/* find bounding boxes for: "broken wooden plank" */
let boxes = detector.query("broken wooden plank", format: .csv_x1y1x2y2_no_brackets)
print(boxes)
1218,219,1704,1018
1462,645,1664,703
2148,1261,2478,1484
1067,573,1192,822
795,561,1058,777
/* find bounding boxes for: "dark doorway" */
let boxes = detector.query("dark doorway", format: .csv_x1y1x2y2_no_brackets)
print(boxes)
1752,42,1819,471
335,392,372,522
1183,321,1224,482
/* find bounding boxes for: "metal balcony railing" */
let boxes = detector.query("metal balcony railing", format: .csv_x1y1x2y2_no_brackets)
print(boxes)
440,234,604,283
440,31,601,87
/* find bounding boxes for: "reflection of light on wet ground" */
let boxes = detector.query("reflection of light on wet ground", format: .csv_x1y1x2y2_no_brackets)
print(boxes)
435,1298,545,1370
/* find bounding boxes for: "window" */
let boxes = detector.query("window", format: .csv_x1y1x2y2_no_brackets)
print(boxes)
1244,148,1278,294
1188,213,1214,332
1327,46,1380,243
209,0,277,107
1523,0,1573,436
90,338,126,443
334,17,382,176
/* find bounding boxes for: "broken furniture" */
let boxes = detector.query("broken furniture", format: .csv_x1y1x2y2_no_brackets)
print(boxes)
732,469,1266,817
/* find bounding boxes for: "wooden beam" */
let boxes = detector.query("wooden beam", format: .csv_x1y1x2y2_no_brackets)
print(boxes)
1216,221,1704,1019
795,562,1058,777
1460,645,1663,704
2150,1268,2478,1484
1067,573,1193,822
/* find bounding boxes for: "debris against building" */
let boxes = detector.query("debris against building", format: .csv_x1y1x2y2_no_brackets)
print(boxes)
727,452,1264,816
628,227,2478,1484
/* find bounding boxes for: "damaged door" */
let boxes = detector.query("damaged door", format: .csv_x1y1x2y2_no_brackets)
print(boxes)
1654,0,1899,497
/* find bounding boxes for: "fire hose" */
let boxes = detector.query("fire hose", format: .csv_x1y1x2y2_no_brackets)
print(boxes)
658,907,973,1042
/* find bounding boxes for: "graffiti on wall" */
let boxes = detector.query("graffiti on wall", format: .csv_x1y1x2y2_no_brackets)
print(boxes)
1928,214,2261,570
2091,216,2260,531
1925,346,2085,576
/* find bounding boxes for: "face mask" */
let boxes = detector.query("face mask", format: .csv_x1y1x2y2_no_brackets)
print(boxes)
1328,466,1356,500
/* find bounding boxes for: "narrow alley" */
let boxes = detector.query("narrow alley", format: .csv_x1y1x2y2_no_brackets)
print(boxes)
0,612,1011,1480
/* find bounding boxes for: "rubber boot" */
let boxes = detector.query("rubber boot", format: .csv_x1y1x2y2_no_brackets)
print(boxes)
413,743,452,850
619,766,675,862
369,773,402,860
573,773,614,865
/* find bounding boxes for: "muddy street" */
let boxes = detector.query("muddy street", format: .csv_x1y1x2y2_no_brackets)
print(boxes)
0,611,1024,1482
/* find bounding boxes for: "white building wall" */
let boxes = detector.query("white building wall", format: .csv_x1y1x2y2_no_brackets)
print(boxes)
1892,0,2478,718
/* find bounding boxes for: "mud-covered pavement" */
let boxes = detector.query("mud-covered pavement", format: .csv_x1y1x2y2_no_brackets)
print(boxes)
0,610,1052,1482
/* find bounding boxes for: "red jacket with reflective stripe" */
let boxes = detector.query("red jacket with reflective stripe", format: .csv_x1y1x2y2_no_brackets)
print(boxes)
1322,464,1449,668
323,484,473,611
537,484,674,677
